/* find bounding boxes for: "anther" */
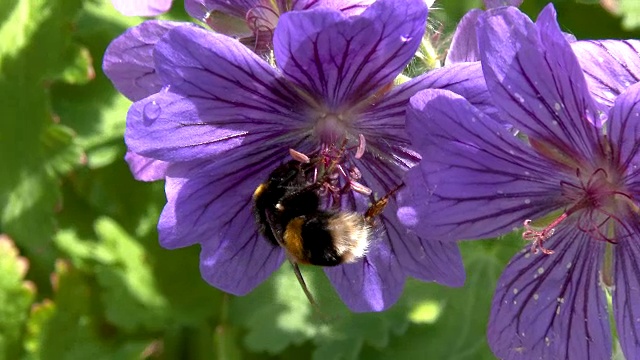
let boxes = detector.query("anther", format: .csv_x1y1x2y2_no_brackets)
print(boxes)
350,180,372,195
355,134,366,159
289,148,310,163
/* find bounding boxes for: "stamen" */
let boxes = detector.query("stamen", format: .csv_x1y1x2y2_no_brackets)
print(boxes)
350,180,372,195
355,134,366,159
291,140,381,209
245,4,279,31
521,215,568,255
289,148,310,163
319,138,349,172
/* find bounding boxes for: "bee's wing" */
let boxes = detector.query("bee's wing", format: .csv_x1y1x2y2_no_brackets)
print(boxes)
264,209,320,309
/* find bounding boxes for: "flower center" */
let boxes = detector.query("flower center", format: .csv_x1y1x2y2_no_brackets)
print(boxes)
523,167,637,253
290,136,371,212
313,113,351,144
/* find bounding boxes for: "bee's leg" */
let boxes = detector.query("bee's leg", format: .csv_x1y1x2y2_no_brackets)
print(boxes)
289,259,321,310
364,183,405,221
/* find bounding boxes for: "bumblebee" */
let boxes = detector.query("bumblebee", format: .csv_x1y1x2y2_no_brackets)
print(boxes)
253,157,400,305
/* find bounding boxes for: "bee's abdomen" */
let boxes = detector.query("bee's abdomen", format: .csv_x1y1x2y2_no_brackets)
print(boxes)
300,214,343,266
282,212,370,267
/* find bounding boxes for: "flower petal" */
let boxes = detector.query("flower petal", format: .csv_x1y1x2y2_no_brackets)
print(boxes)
185,0,255,36
607,82,640,186
199,203,286,295
398,89,561,241
298,0,375,15
185,0,255,20
132,26,308,162
325,237,404,312
402,235,465,286
613,216,640,359
488,227,611,360
103,21,182,101
357,61,495,170
483,0,523,7
157,142,300,249
407,61,496,117
124,150,169,181
112,0,172,16
445,9,482,66
273,0,427,108
125,91,247,162
353,156,465,287
478,5,603,161
572,39,640,108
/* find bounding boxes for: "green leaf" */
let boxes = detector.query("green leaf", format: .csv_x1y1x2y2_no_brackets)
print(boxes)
230,264,410,359
61,158,166,234
41,124,85,176
94,217,169,331
230,265,324,354
22,299,55,359
213,295,243,360
229,233,524,360
151,244,223,326
57,214,223,333
58,163,224,328
22,260,154,360
51,0,144,170
360,236,523,360
312,338,362,360
0,236,36,360
51,44,95,85
56,217,169,331
620,0,640,29
0,0,86,283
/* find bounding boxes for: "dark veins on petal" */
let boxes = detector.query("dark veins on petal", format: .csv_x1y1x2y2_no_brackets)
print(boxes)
508,55,598,160
420,106,562,237
490,227,610,359
579,40,640,106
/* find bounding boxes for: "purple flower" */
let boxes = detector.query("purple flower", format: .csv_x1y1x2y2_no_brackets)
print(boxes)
446,2,634,105
573,39,640,109
106,0,494,311
103,20,188,181
398,4,640,358
112,0,173,16
185,0,374,54
446,0,522,66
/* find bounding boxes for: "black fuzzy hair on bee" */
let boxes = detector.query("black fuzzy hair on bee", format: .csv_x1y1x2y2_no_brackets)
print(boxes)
253,158,402,307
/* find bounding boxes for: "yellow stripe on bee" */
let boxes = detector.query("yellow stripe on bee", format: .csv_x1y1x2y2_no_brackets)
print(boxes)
253,183,267,200
283,217,309,264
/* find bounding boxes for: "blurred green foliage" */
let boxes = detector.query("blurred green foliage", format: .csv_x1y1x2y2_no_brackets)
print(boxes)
0,0,638,359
